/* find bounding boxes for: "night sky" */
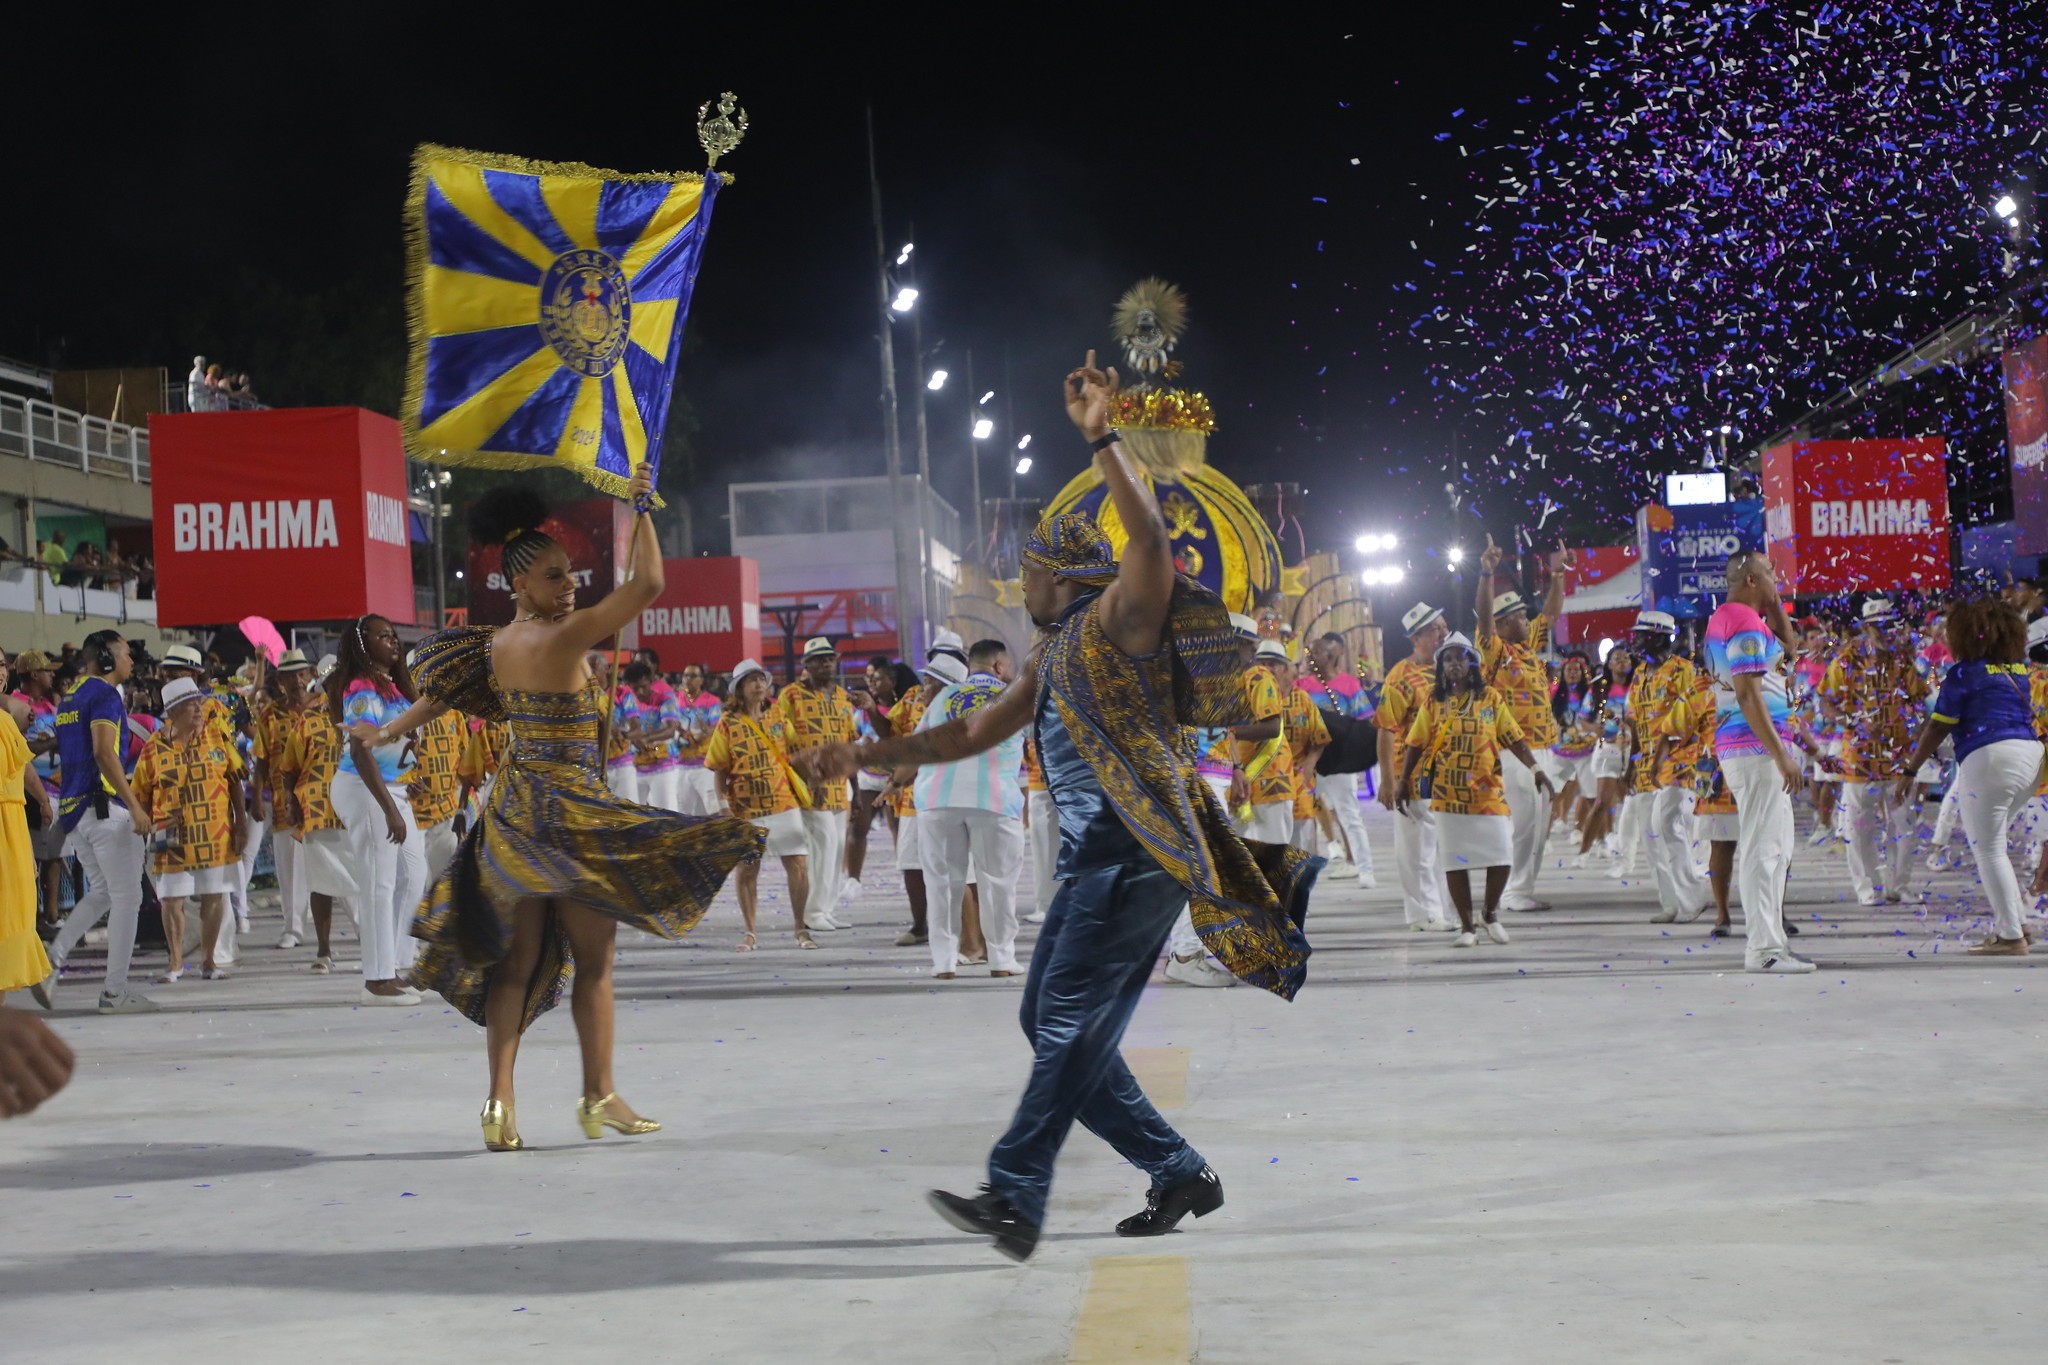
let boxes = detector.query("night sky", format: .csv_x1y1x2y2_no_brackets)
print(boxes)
7,7,2035,620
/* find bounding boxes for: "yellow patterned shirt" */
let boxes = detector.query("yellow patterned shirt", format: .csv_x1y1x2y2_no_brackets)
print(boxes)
458,718,507,787
252,699,297,833
887,692,927,815
408,710,465,828
1481,614,1559,748
132,725,244,874
1376,655,1434,772
772,680,857,811
1405,686,1526,817
1821,640,1930,781
704,711,800,820
1253,682,1329,807
1628,655,1709,794
1665,687,1736,814
284,705,344,835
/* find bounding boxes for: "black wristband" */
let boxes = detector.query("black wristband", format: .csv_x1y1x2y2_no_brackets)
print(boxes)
1089,429,1121,453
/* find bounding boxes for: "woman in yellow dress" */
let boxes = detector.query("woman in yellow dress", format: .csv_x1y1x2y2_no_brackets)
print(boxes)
360,471,763,1152
1,651,57,996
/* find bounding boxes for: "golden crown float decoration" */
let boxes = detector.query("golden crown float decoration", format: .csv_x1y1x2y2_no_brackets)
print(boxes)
1045,279,1282,616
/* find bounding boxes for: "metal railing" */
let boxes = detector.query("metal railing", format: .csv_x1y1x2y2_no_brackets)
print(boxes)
0,391,150,483
0,563,157,625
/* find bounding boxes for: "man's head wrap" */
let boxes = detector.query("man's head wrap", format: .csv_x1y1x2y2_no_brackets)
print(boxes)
1022,512,1119,587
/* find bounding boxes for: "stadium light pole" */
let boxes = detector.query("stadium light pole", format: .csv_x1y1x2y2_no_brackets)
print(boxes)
866,107,917,660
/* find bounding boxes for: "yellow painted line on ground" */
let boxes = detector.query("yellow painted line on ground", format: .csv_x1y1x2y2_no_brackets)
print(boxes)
1069,1255,1189,1364
1123,1046,1188,1108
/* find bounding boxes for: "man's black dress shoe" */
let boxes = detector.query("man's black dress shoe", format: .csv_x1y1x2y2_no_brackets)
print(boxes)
928,1187,1041,1262
1115,1165,1224,1236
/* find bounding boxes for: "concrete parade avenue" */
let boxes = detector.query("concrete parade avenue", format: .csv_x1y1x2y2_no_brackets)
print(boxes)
5,803,2040,1365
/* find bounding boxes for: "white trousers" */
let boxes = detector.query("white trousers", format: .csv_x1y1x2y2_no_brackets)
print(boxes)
275,832,310,937
800,808,847,925
1027,790,1058,915
1503,752,1550,901
1724,754,1793,959
331,771,424,982
52,806,145,992
1292,816,1320,854
637,767,681,812
1316,772,1374,873
1843,780,1917,901
1614,792,1649,870
1957,740,2045,941
1395,799,1446,926
1245,801,1293,844
606,763,638,798
922,807,1024,973
420,815,460,884
1648,784,1710,918
220,811,268,964
676,767,720,816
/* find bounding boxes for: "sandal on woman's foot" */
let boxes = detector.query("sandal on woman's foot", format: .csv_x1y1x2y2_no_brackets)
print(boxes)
796,933,820,950
736,932,757,952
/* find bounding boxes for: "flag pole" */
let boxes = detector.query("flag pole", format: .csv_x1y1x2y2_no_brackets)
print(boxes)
595,467,653,770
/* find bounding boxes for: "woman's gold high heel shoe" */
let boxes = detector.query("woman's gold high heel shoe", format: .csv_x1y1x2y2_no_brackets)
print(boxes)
576,1093,661,1139
480,1099,524,1152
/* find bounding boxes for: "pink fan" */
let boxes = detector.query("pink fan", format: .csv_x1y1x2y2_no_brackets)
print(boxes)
240,615,288,666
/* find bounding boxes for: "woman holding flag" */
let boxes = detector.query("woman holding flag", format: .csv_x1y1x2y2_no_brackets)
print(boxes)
357,468,762,1152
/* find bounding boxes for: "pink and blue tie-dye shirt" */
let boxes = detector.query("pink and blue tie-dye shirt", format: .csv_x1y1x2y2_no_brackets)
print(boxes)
1705,602,1792,759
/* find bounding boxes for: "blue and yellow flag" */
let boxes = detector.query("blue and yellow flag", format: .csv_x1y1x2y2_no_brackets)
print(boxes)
402,144,723,502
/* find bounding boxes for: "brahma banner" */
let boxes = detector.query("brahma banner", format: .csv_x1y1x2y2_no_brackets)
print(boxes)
2007,335,2048,554
1761,437,1949,594
632,556,760,671
465,497,632,627
149,407,416,627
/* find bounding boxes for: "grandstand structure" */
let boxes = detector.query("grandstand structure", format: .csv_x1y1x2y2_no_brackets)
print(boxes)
0,356,179,652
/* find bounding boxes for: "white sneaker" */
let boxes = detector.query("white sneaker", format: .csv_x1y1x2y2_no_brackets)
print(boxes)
1856,892,1883,907
1165,954,1239,988
1409,918,1435,932
359,986,423,1006
1501,896,1551,912
1433,917,1458,931
1324,858,1357,881
1453,930,1478,948
98,990,161,1014
1745,951,1817,974
803,916,839,933
1357,867,1379,889
1805,826,1832,847
1023,910,1046,924
1484,919,1510,944
837,878,863,907
1650,909,1678,924
1569,853,1592,869
276,931,302,950
1604,857,1630,881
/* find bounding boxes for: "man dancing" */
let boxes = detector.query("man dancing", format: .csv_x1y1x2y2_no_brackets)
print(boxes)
1626,611,1712,924
1474,536,1567,911
809,352,1313,1260
1379,602,1452,930
1823,598,1930,905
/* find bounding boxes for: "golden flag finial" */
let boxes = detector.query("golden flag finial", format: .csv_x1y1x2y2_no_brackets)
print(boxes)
697,92,748,169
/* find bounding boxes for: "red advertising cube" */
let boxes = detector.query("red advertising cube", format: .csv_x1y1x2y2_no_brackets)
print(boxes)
150,407,416,627
1762,437,1949,594
631,557,761,672
466,498,634,627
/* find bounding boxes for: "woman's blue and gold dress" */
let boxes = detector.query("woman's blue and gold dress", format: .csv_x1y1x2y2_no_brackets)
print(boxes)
407,628,765,1030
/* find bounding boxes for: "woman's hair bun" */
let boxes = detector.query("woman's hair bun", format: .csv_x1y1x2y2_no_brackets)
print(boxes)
468,485,551,547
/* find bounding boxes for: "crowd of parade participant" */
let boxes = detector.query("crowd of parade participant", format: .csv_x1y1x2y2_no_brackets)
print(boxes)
8,545,2048,1026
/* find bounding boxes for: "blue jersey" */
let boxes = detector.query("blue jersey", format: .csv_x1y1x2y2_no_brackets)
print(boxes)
54,676,127,830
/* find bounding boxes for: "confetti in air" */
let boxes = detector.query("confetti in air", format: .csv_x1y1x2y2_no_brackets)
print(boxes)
1408,0,2045,530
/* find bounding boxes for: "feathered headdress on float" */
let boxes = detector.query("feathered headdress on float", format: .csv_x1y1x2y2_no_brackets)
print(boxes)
1107,278,1215,476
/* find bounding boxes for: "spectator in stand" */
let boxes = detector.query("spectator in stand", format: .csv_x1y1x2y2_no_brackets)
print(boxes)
228,373,255,404
187,356,209,411
39,531,69,578
135,554,156,601
203,364,228,410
